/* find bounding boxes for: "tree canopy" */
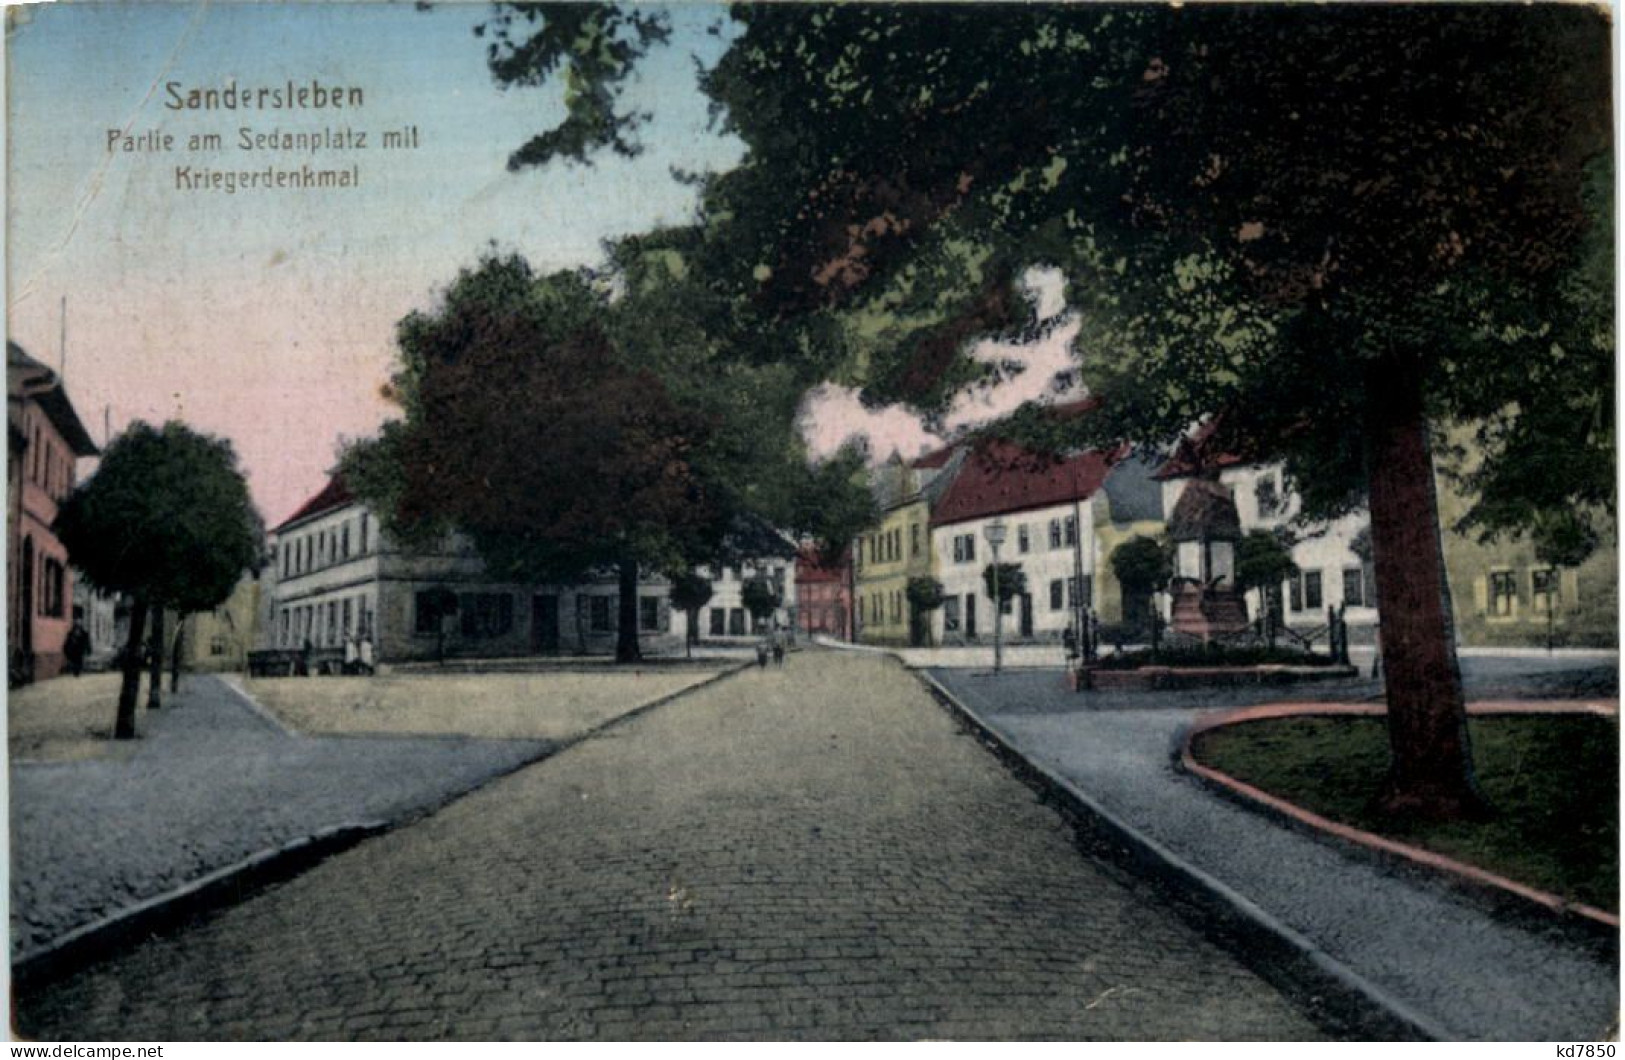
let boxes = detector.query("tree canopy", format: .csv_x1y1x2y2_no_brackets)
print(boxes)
482,2,1612,818
55,420,263,737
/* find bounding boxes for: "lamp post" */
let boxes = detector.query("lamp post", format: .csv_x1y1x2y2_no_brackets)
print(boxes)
984,518,1008,675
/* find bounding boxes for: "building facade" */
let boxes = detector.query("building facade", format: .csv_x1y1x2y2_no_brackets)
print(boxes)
929,441,1117,646
7,342,98,683
795,545,851,641
267,475,682,665
853,448,962,646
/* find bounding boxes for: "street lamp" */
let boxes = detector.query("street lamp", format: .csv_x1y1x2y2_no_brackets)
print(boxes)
983,518,1008,675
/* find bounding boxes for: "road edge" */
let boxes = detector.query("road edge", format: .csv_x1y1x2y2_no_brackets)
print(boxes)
912,665,1453,1043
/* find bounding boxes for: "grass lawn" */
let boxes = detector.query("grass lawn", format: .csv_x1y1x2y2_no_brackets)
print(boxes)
1190,714,1618,912
9,673,147,761
242,669,723,740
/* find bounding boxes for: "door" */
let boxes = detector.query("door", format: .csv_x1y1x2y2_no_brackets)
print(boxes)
531,594,559,653
964,593,977,640
1019,593,1034,639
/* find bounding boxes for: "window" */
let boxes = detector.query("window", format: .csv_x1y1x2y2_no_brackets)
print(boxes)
1343,568,1365,608
729,608,745,636
1017,525,1030,554
1490,571,1517,617
589,596,613,633
1050,579,1064,610
41,558,64,617
1049,519,1062,549
210,636,228,657
341,525,350,559
1532,568,1559,613
1289,576,1303,613
1064,516,1077,546
953,533,976,563
911,523,921,557
342,598,353,636
280,609,290,646
964,594,977,638
458,593,514,638
359,514,370,554
1303,570,1323,611
710,608,726,636
327,601,339,646
640,596,661,632
943,596,961,631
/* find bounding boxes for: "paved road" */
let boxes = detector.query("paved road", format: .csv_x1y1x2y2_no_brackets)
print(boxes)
927,657,1619,1041
11,676,549,957
17,653,1324,1041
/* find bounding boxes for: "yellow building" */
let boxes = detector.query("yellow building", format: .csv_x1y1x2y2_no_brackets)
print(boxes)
854,448,963,646
180,574,263,672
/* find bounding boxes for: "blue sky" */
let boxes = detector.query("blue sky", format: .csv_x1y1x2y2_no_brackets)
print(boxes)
6,1,744,523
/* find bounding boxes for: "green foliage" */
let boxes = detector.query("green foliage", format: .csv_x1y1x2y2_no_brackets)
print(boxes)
981,563,1026,605
669,571,715,614
1110,536,1172,595
905,576,945,613
1234,530,1299,594
418,586,460,622
479,2,671,169
55,420,263,612
784,443,880,559
740,576,781,621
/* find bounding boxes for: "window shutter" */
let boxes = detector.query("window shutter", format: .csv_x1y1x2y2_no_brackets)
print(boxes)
1562,570,1580,609
1472,576,1488,614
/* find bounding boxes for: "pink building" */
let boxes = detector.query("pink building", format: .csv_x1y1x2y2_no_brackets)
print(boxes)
8,343,98,683
795,544,852,641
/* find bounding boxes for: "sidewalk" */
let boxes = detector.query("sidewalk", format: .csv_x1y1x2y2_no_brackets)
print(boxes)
919,662,1618,1041
10,675,551,961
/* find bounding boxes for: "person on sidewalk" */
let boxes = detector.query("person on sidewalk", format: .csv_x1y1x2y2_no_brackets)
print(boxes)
64,614,91,678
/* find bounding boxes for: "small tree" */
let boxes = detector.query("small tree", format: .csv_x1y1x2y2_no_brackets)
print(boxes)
1111,536,1173,633
1235,530,1299,647
981,563,1027,606
669,571,714,659
1531,510,1600,653
906,576,946,646
740,576,781,633
55,421,262,739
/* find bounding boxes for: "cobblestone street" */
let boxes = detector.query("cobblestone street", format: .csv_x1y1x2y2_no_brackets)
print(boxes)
17,652,1324,1040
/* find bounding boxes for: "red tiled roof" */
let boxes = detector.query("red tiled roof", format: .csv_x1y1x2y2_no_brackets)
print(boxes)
273,474,354,532
795,543,850,583
930,440,1119,527
1153,420,1248,480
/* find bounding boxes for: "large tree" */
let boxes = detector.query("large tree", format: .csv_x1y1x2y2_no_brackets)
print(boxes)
484,3,1611,820
345,255,721,663
55,421,263,738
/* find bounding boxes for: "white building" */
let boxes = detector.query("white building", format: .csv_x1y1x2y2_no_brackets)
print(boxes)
670,518,799,642
266,474,682,665
927,441,1119,645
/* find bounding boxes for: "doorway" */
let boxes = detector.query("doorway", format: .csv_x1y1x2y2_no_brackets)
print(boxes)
531,594,559,653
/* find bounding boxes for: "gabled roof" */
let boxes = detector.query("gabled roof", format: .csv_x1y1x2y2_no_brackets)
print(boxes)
929,440,1119,527
273,474,355,532
8,342,98,456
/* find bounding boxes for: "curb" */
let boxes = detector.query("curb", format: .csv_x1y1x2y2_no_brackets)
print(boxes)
12,821,387,991
13,660,754,992
1180,700,1620,932
913,667,1451,1042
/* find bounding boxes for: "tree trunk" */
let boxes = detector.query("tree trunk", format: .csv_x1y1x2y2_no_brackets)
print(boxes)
115,598,149,740
616,558,642,663
1364,355,1487,821
685,608,696,659
146,607,165,711
170,616,184,693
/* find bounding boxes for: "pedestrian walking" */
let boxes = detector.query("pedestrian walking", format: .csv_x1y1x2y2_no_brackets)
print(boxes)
772,639,785,668
63,614,91,677
756,641,769,669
